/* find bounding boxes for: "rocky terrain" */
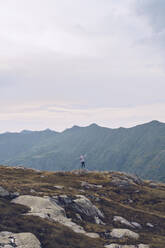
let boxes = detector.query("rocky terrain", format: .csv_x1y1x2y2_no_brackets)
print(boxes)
0,165,165,247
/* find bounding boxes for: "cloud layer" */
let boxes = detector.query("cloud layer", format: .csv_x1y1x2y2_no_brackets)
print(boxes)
0,0,164,132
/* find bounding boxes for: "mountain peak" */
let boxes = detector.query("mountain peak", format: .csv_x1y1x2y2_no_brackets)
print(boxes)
21,130,33,134
43,128,54,132
149,120,161,125
88,123,99,128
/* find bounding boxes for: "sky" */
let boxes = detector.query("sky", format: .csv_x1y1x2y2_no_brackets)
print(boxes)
0,0,165,132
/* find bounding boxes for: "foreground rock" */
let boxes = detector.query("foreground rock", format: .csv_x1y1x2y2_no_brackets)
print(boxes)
0,186,9,197
110,229,139,239
113,216,141,229
12,195,66,219
0,186,20,199
0,231,41,248
73,195,104,223
55,194,104,224
81,181,103,189
113,216,134,228
54,185,64,190
110,173,143,188
104,245,149,248
11,195,99,238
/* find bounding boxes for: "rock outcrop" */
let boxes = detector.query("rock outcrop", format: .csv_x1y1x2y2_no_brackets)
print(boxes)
104,245,149,248
81,181,103,189
0,231,41,248
113,216,134,228
11,195,99,238
113,216,141,229
110,229,139,239
54,194,104,224
73,195,104,222
12,195,66,219
110,173,143,188
0,186,10,197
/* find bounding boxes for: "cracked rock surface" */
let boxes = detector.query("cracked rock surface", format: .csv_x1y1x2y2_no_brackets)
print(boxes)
11,195,99,238
0,231,41,248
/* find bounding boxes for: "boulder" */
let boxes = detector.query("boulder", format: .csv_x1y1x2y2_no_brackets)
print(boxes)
73,195,104,221
10,192,20,199
11,195,99,238
131,222,142,229
54,185,64,190
81,181,103,189
104,243,122,248
54,194,104,224
95,216,105,225
110,229,139,240
105,245,149,248
148,182,158,188
85,233,100,238
30,189,36,193
56,195,73,205
0,231,41,248
110,178,131,188
146,223,154,228
104,244,136,248
110,173,143,188
138,245,150,248
113,216,134,228
12,195,66,220
113,216,142,229
0,186,9,197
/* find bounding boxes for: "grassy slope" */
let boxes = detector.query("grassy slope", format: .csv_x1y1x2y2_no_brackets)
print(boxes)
0,166,165,248
0,121,165,181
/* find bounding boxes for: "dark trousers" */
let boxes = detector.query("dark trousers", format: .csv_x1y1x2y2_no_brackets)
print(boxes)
81,161,85,168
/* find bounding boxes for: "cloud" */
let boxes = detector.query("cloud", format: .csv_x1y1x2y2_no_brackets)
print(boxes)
0,0,164,131
134,0,165,53
136,0,165,32
0,101,164,133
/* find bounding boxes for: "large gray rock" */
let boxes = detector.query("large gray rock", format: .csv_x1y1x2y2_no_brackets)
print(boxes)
138,245,150,248
146,223,154,228
113,216,142,229
0,231,41,248
104,245,136,248
110,229,139,240
110,173,143,188
0,186,9,197
12,195,66,220
11,195,99,238
73,195,104,221
54,185,64,190
113,216,134,228
85,233,100,238
55,194,104,224
81,181,103,189
105,245,149,248
131,222,142,229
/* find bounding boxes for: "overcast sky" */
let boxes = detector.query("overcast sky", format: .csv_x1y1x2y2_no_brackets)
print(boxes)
0,0,165,132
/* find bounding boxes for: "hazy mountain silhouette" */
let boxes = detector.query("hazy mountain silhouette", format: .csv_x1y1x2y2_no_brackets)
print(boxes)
0,120,165,181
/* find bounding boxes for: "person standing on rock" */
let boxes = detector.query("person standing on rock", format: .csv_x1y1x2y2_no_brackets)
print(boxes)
80,155,86,169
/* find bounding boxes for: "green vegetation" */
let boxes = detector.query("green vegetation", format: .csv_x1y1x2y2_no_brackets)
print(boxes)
0,120,165,181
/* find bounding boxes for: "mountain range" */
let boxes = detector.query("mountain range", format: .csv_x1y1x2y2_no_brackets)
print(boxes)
0,120,165,182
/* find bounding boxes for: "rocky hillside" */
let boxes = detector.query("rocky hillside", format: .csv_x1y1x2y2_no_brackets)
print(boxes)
0,165,165,247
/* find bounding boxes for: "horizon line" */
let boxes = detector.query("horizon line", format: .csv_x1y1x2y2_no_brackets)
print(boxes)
0,119,163,135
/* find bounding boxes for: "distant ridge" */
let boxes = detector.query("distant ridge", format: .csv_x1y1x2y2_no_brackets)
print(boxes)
0,120,165,182
1,120,164,135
